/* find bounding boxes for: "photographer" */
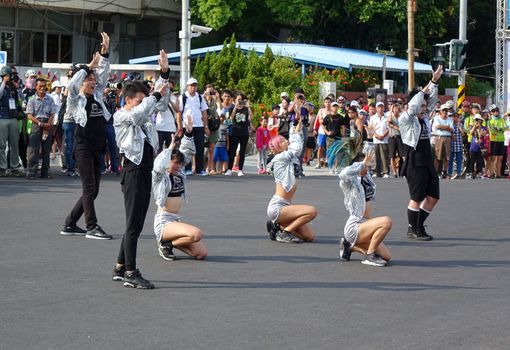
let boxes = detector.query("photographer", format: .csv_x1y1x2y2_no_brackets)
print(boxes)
0,66,23,177
203,84,221,174
225,92,253,177
468,114,487,179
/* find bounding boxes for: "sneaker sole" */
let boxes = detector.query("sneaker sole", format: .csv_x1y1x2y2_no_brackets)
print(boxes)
407,233,433,241
361,260,386,267
85,234,112,240
112,276,124,282
158,251,177,261
60,231,87,236
123,281,154,289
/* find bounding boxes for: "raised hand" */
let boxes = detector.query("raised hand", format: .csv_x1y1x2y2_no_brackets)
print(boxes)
88,52,101,69
184,114,193,133
432,64,443,82
158,49,169,73
100,32,110,54
155,82,168,96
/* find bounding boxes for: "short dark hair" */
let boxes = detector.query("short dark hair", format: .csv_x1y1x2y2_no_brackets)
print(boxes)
35,77,47,85
122,81,149,98
294,87,304,94
221,89,232,97
171,149,185,164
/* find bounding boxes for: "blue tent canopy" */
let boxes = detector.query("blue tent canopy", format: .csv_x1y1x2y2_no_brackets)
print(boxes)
129,42,432,74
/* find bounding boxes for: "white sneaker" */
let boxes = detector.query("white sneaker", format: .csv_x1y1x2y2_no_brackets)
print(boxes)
237,170,245,177
383,174,390,178
225,170,232,176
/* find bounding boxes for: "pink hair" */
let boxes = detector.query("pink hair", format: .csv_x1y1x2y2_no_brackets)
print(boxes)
269,135,286,154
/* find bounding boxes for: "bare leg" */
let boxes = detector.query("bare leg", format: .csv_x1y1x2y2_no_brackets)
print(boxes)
408,195,438,212
355,216,392,255
161,221,208,259
277,204,317,241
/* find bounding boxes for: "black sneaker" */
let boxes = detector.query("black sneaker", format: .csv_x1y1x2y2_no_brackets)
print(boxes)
361,253,387,267
60,224,87,236
112,265,125,281
339,238,352,261
158,240,176,261
85,225,113,240
407,225,433,241
266,220,280,241
123,269,154,289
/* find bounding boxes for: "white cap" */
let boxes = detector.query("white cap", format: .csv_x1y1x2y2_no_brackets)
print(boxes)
440,104,449,110
51,80,63,89
280,91,289,98
376,101,384,107
474,114,483,121
186,77,198,85
350,100,359,107
445,100,455,109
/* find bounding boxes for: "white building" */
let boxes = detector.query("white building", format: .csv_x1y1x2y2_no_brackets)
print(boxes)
0,0,180,66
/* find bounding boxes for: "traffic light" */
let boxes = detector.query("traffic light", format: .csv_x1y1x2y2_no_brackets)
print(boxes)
431,44,446,72
449,39,467,71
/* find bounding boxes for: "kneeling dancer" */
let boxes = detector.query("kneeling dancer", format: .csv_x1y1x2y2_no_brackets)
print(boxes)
338,142,392,267
266,117,317,243
152,116,208,261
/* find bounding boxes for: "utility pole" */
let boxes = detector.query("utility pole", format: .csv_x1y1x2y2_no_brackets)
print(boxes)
407,0,416,93
456,0,468,110
377,47,395,83
179,0,190,92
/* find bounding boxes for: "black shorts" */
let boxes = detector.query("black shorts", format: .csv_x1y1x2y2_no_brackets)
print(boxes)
406,165,440,202
490,141,505,156
306,136,316,149
388,135,404,158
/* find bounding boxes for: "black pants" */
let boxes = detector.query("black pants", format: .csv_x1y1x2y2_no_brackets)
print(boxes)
157,130,174,153
117,144,153,271
185,127,205,173
469,151,484,174
228,134,249,170
65,149,101,230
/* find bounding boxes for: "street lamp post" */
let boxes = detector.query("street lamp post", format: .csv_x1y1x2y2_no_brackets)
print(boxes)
376,47,395,83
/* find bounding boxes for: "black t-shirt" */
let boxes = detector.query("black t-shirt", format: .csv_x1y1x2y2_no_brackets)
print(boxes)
75,95,106,152
232,106,250,137
323,113,343,138
361,177,375,202
167,173,185,197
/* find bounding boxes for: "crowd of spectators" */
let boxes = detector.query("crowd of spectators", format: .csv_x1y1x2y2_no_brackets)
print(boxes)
1,65,510,180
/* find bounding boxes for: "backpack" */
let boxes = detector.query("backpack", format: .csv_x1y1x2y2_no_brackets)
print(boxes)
206,100,221,131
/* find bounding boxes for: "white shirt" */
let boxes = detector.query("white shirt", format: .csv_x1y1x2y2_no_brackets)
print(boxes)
156,95,177,132
369,113,389,144
178,92,208,127
432,115,454,136
51,92,61,125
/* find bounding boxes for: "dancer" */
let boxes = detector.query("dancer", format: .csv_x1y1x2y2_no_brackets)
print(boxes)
399,65,444,241
112,49,170,289
152,116,208,261
338,140,392,267
266,116,317,243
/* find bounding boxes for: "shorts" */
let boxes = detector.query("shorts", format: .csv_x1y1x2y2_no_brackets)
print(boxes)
344,216,367,245
490,141,505,156
154,210,182,242
317,134,327,148
306,136,316,149
267,195,291,223
406,165,440,202
206,129,220,144
434,136,451,161
388,135,404,158
213,146,228,162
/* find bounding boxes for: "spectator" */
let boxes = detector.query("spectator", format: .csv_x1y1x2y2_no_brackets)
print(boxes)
212,112,229,174
447,113,465,179
203,84,221,174
468,114,487,179
155,80,178,153
487,105,507,178
225,92,253,177
102,87,119,174
25,78,57,179
432,104,454,177
0,66,23,177
255,117,270,174
267,104,280,140
322,101,345,173
60,33,113,239
178,77,209,176
370,101,390,178
387,102,405,177
313,95,332,169
463,103,482,179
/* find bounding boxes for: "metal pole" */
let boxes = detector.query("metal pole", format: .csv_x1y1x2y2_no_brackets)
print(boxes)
382,54,387,82
457,0,467,109
179,0,189,92
407,0,416,93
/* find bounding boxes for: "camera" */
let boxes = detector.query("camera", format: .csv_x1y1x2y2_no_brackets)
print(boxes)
210,91,216,96
108,82,123,90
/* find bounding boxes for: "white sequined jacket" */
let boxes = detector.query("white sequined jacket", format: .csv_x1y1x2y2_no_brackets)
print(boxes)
272,126,303,192
339,161,376,219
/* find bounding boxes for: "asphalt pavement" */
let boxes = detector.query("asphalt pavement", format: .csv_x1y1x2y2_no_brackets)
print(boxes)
1,156,510,350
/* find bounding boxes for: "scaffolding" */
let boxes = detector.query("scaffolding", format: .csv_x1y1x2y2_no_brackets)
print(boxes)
495,0,510,109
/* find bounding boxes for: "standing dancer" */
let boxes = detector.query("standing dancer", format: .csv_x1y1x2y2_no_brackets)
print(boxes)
338,141,392,267
112,49,170,289
152,116,208,261
266,117,317,243
399,66,444,241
